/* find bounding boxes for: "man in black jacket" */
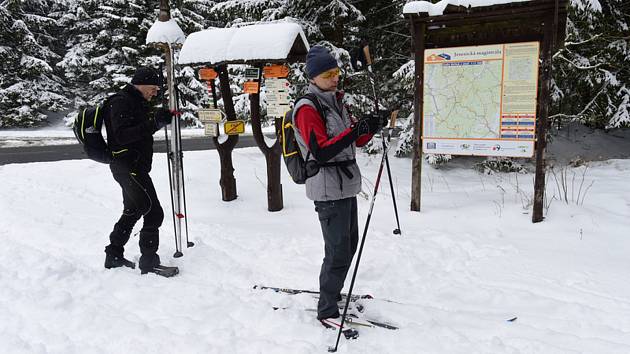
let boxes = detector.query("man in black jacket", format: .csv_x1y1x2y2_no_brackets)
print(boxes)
103,67,179,277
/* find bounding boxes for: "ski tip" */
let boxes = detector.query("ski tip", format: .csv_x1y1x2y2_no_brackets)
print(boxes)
173,251,183,258
507,316,518,322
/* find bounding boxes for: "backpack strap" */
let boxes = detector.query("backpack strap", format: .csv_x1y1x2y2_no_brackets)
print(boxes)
101,93,120,130
295,93,327,129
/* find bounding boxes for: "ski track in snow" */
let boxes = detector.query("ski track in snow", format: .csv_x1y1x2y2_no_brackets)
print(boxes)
1,149,629,353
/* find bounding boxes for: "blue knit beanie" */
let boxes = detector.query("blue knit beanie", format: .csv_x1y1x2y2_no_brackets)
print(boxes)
305,46,338,79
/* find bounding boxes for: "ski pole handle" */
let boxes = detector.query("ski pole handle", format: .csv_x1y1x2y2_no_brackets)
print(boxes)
389,110,399,129
362,45,372,66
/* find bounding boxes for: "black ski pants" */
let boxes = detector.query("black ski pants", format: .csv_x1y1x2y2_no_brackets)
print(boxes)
314,197,359,319
105,169,164,270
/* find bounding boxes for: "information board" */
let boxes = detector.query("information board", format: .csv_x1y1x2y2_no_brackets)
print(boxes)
422,42,539,157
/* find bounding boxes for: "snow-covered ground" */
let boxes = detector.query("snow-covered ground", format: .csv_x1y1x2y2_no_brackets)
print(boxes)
1,146,629,353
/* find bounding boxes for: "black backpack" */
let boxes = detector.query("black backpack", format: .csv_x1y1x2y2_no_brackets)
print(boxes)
281,94,325,184
72,98,113,164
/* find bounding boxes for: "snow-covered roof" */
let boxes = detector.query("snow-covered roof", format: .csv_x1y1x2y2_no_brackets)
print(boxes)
146,19,186,45
178,22,309,65
403,0,532,16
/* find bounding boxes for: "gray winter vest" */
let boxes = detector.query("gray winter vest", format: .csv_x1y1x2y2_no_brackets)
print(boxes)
293,84,362,201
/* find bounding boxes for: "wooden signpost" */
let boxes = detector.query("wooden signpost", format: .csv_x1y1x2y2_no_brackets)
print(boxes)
177,23,309,211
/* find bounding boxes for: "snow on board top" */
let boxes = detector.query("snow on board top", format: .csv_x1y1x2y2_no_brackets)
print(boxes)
146,19,186,45
403,0,533,16
178,22,309,65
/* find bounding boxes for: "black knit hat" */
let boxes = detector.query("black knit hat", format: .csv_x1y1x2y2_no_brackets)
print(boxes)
305,46,338,79
131,67,161,86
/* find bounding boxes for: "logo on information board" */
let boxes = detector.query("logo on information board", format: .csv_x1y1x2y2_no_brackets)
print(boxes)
426,53,451,62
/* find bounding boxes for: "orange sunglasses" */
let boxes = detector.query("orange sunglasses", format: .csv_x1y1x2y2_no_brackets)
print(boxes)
319,67,340,79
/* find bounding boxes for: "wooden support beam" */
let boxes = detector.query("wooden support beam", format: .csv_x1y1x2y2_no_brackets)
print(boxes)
410,21,426,212
532,14,555,223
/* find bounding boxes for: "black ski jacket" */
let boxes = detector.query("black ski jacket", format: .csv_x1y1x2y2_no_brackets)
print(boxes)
105,84,158,174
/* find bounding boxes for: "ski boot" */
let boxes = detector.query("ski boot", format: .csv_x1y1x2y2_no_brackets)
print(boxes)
104,254,136,269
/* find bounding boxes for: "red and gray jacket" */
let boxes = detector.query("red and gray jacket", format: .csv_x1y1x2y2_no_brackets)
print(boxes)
293,84,373,201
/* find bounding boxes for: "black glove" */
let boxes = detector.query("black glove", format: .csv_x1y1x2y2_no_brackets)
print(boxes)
352,118,371,136
369,114,390,131
155,108,174,130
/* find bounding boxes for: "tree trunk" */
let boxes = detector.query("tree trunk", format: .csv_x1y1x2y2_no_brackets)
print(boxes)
213,65,238,201
250,68,283,212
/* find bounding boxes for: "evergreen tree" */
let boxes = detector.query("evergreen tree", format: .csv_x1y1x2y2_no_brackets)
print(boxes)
552,0,630,128
57,0,161,107
0,0,69,127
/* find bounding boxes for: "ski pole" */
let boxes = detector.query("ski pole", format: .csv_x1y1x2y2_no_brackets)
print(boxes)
174,83,193,248
164,126,180,255
362,44,402,235
329,133,392,353
382,111,401,235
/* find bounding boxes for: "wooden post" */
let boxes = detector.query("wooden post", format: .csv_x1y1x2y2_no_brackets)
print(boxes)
532,15,554,223
158,0,169,21
214,65,238,201
250,65,283,212
410,20,426,212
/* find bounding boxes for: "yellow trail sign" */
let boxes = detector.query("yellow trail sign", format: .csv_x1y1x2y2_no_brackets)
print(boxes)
224,120,245,135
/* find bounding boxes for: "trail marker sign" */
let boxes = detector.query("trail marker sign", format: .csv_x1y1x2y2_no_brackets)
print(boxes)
199,68,218,81
224,120,245,135
244,81,260,94
245,68,260,79
263,65,290,78
204,123,219,137
198,108,223,123
266,78,291,118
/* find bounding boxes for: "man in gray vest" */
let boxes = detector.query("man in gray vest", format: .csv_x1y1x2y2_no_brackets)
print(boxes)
293,45,384,325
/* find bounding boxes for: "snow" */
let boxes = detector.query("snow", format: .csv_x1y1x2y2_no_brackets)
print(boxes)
403,0,532,16
146,19,186,45
1,145,630,352
178,22,309,65
571,0,602,11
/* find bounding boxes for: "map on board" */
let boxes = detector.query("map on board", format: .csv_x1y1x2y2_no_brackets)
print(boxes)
422,42,540,157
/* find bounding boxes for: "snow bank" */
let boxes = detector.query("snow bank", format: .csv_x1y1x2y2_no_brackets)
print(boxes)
178,22,309,65
403,0,532,16
146,19,186,45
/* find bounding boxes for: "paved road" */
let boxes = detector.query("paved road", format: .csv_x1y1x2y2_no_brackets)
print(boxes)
0,135,262,165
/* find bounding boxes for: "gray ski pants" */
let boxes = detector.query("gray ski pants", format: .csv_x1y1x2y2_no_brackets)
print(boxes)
314,197,359,319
